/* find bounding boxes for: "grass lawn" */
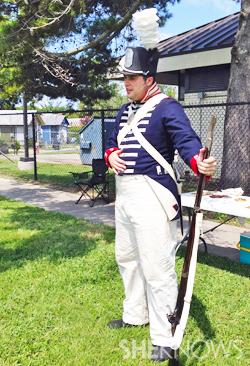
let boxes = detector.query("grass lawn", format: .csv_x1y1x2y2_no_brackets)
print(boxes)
0,159,89,189
0,159,248,226
0,197,249,366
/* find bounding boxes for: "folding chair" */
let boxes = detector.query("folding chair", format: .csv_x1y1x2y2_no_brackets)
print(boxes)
71,159,109,207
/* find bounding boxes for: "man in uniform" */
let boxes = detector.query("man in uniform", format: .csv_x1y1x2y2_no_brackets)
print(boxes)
104,46,216,362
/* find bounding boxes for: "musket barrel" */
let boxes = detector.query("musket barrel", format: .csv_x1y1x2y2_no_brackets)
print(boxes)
168,116,217,364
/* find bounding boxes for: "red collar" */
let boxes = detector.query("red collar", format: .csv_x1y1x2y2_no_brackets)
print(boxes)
140,82,161,103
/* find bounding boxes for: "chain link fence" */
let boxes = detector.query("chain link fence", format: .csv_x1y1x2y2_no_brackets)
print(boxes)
0,102,249,195
181,102,250,194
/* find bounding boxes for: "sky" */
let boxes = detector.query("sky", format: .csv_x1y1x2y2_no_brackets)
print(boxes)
36,0,241,107
160,0,240,39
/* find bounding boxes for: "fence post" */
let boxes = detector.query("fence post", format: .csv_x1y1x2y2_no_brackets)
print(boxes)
31,113,38,181
101,109,105,158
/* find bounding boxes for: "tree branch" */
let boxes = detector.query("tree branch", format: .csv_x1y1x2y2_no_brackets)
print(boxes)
29,0,76,34
33,47,76,85
49,0,144,57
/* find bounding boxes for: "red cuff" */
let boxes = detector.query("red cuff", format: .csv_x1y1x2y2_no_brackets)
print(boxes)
190,154,211,181
190,155,199,176
104,147,119,167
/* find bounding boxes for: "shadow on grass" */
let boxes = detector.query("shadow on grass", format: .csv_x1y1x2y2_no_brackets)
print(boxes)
175,248,250,364
0,200,115,273
177,247,250,278
190,294,216,339
0,196,248,362
176,294,216,366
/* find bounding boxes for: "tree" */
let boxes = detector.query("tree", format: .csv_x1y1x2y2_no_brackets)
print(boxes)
0,67,22,109
220,0,250,194
86,82,127,110
0,0,180,106
159,85,177,98
0,0,179,158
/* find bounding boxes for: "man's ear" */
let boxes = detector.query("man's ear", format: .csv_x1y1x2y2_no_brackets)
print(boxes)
146,76,154,87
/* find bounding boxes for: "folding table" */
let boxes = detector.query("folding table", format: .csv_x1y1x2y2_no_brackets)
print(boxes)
180,191,250,252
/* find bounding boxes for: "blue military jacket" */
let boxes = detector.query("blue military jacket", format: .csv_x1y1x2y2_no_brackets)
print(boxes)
107,97,202,219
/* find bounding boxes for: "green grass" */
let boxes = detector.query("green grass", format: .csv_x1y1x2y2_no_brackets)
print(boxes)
0,159,89,189
0,197,249,366
0,159,116,200
2,158,249,225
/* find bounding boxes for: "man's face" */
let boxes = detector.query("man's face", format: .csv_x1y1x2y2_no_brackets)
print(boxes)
123,74,153,101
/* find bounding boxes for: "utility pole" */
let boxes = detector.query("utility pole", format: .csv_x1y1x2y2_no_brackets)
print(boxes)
23,92,29,158
18,91,34,171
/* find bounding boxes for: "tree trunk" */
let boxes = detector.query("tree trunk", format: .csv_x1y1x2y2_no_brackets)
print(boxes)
220,0,250,194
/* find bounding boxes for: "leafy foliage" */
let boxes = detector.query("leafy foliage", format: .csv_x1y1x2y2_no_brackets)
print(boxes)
0,0,180,106
83,82,128,109
159,84,177,98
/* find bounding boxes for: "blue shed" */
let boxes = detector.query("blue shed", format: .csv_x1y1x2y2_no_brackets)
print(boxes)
36,114,69,145
79,118,116,165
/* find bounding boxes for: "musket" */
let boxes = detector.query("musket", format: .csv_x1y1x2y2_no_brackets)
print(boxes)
167,116,217,366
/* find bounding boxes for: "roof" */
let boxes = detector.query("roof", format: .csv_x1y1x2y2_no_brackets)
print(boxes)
78,117,116,135
37,114,68,126
0,111,68,126
78,118,94,134
0,110,36,126
158,12,239,57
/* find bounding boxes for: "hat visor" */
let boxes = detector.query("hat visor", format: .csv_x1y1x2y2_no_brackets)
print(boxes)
121,66,145,75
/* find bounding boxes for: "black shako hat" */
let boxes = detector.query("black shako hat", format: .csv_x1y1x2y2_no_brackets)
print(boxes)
121,46,159,76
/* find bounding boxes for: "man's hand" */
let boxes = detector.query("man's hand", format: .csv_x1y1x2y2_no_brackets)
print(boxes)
197,147,216,176
109,149,126,175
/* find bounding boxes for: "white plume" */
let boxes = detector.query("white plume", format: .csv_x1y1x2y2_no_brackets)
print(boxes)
132,8,160,50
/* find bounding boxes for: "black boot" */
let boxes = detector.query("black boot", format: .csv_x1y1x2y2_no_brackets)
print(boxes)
107,319,148,329
151,345,173,362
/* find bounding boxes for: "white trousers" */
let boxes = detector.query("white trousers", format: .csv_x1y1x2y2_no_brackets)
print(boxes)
115,175,178,347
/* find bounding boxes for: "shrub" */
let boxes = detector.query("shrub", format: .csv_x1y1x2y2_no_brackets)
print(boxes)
10,141,21,154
